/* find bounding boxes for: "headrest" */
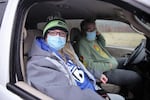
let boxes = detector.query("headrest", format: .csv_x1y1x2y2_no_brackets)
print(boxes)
37,22,46,31
70,27,81,42
24,30,42,55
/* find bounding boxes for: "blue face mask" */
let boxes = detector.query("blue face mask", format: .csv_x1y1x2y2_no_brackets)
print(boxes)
47,35,66,50
86,31,96,41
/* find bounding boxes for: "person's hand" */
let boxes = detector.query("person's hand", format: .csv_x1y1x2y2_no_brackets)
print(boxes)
100,74,108,84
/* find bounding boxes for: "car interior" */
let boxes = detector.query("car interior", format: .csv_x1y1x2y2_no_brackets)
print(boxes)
7,0,150,99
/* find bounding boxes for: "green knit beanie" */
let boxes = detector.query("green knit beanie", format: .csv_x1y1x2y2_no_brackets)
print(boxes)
43,19,69,36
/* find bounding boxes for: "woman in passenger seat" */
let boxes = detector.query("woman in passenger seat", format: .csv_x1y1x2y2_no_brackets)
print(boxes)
26,18,124,100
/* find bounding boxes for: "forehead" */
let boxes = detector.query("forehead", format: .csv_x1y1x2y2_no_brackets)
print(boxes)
87,23,96,31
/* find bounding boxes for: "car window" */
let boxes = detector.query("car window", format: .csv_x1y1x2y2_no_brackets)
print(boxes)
96,20,145,49
0,0,8,27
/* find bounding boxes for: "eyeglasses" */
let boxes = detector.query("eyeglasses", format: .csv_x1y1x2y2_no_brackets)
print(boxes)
48,30,67,37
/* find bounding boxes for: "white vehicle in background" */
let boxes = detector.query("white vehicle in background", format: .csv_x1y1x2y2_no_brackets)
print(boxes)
0,0,150,100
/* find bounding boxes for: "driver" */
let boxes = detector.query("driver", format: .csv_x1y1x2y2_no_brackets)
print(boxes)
79,19,143,99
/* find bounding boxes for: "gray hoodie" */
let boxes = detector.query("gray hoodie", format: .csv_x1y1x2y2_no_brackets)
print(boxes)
26,38,104,100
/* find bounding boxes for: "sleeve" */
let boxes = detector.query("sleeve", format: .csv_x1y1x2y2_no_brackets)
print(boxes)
96,34,106,47
79,40,112,80
26,57,104,100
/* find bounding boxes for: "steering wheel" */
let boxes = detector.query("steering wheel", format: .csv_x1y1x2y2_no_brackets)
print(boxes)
123,40,146,66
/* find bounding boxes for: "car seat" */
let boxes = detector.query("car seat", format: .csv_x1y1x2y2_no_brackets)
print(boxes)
22,28,43,81
70,27,81,57
17,27,54,99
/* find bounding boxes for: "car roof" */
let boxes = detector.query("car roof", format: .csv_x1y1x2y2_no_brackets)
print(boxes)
25,0,150,36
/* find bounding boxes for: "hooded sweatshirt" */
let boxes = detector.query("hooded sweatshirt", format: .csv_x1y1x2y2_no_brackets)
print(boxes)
79,34,118,80
26,37,104,100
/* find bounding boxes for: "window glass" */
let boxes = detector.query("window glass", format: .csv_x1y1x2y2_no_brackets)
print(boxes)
96,20,145,49
0,1,8,27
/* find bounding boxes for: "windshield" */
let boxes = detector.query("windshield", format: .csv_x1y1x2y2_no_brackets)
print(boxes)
96,20,145,48
135,0,150,6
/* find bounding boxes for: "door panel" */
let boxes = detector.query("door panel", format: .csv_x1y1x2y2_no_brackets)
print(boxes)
106,46,133,58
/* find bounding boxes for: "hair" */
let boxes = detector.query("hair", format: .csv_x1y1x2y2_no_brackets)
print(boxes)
80,18,96,36
62,42,78,64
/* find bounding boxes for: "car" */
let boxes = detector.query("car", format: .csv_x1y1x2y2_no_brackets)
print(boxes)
0,0,150,99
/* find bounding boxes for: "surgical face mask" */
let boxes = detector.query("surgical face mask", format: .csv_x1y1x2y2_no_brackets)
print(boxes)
47,35,66,50
86,30,96,41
